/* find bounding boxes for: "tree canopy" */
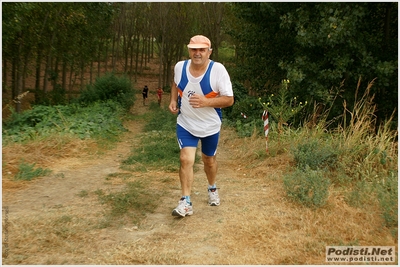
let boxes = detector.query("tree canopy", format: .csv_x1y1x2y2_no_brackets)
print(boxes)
2,2,397,121
229,2,397,121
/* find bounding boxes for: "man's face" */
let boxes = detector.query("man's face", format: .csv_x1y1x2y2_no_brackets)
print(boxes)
188,48,212,66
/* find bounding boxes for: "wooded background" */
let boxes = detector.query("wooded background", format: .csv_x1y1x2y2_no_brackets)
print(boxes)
2,2,397,121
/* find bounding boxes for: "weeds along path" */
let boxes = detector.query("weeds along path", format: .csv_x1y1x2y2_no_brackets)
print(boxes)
2,93,397,265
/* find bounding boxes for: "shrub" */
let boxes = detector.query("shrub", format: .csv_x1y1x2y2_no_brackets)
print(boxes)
292,138,338,170
377,171,398,231
78,72,135,110
283,166,330,208
230,96,263,122
2,101,126,143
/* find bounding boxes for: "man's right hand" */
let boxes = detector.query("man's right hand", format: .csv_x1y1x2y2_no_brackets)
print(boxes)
169,101,179,114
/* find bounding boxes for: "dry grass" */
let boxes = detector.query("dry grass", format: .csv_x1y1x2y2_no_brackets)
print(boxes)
2,136,99,191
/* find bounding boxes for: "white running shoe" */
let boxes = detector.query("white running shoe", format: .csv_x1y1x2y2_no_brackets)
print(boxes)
208,188,220,206
172,198,193,217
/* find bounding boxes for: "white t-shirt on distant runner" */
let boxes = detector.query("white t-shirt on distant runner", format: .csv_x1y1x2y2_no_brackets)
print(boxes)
174,59,233,137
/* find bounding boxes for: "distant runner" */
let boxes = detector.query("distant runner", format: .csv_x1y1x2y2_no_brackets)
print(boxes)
142,85,149,105
157,87,164,106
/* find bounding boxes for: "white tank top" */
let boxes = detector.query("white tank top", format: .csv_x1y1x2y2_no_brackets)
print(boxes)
174,60,233,137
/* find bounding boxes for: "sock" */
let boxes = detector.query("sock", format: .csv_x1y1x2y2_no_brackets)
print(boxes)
182,195,191,204
208,184,217,191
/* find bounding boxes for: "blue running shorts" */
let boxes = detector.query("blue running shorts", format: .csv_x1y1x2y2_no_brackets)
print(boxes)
176,124,220,156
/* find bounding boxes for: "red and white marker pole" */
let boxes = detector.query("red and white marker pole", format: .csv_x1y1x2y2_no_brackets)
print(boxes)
262,110,269,153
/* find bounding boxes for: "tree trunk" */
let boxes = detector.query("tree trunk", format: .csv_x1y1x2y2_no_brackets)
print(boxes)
105,42,109,74
134,34,140,83
80,59,85,90
97,42,102,78
43,53,50,94
35,48,42,92
3,59,7,93
53,56,59,90
129,40,134,81
62,60,67,91
90,60,93,85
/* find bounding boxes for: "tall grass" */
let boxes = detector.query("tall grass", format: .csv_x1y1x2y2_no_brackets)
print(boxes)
336,78,397,183
286,78,398,235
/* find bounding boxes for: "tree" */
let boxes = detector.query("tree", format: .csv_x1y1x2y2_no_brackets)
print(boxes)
228,3,397,121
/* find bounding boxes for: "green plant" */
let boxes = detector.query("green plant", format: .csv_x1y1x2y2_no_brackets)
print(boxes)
292,138,338,170
283,166,330,208
234,119,260,138
259,79,307,133
2,101,127,144
377,171,398,232
14,160,52,181
78,72,135,110
336,78,398,183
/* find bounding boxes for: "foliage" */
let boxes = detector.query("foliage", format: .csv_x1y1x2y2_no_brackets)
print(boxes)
14,160,52,181
2,2,116,110
233,119,261,138
78,72,135,110
283,166,330,208
259,79,307,133
2,100,126,144
229,2,398,122
334,79,397,183
292,138,338,171
377,171,398,232
33,84,69,106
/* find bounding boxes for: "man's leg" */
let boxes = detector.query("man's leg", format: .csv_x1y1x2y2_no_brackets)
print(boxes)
201,132,221,206
172,125,198,217
179,147,197,196
202,153,218,186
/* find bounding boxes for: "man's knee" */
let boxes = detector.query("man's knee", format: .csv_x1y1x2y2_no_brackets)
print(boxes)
180,148,196,166
202,154,216,166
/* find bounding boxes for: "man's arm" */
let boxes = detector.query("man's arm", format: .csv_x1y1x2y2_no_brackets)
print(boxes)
189,94,234,109
168,83,179,114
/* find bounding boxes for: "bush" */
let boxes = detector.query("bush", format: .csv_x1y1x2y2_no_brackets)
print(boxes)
2,101,126,143
292,139,337,170
283,166,330,208
78,72,135,110
377,171,398,231
230,96,263,122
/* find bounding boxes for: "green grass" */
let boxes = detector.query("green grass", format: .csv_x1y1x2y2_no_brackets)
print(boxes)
14,160,52,181
95,181,160,225
122,103,181,172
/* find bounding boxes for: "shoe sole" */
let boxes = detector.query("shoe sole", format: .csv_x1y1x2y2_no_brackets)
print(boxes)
208,202,220,206
172,209,193,217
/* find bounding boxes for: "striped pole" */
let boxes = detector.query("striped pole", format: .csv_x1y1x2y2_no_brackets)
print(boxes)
262,110,269,153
